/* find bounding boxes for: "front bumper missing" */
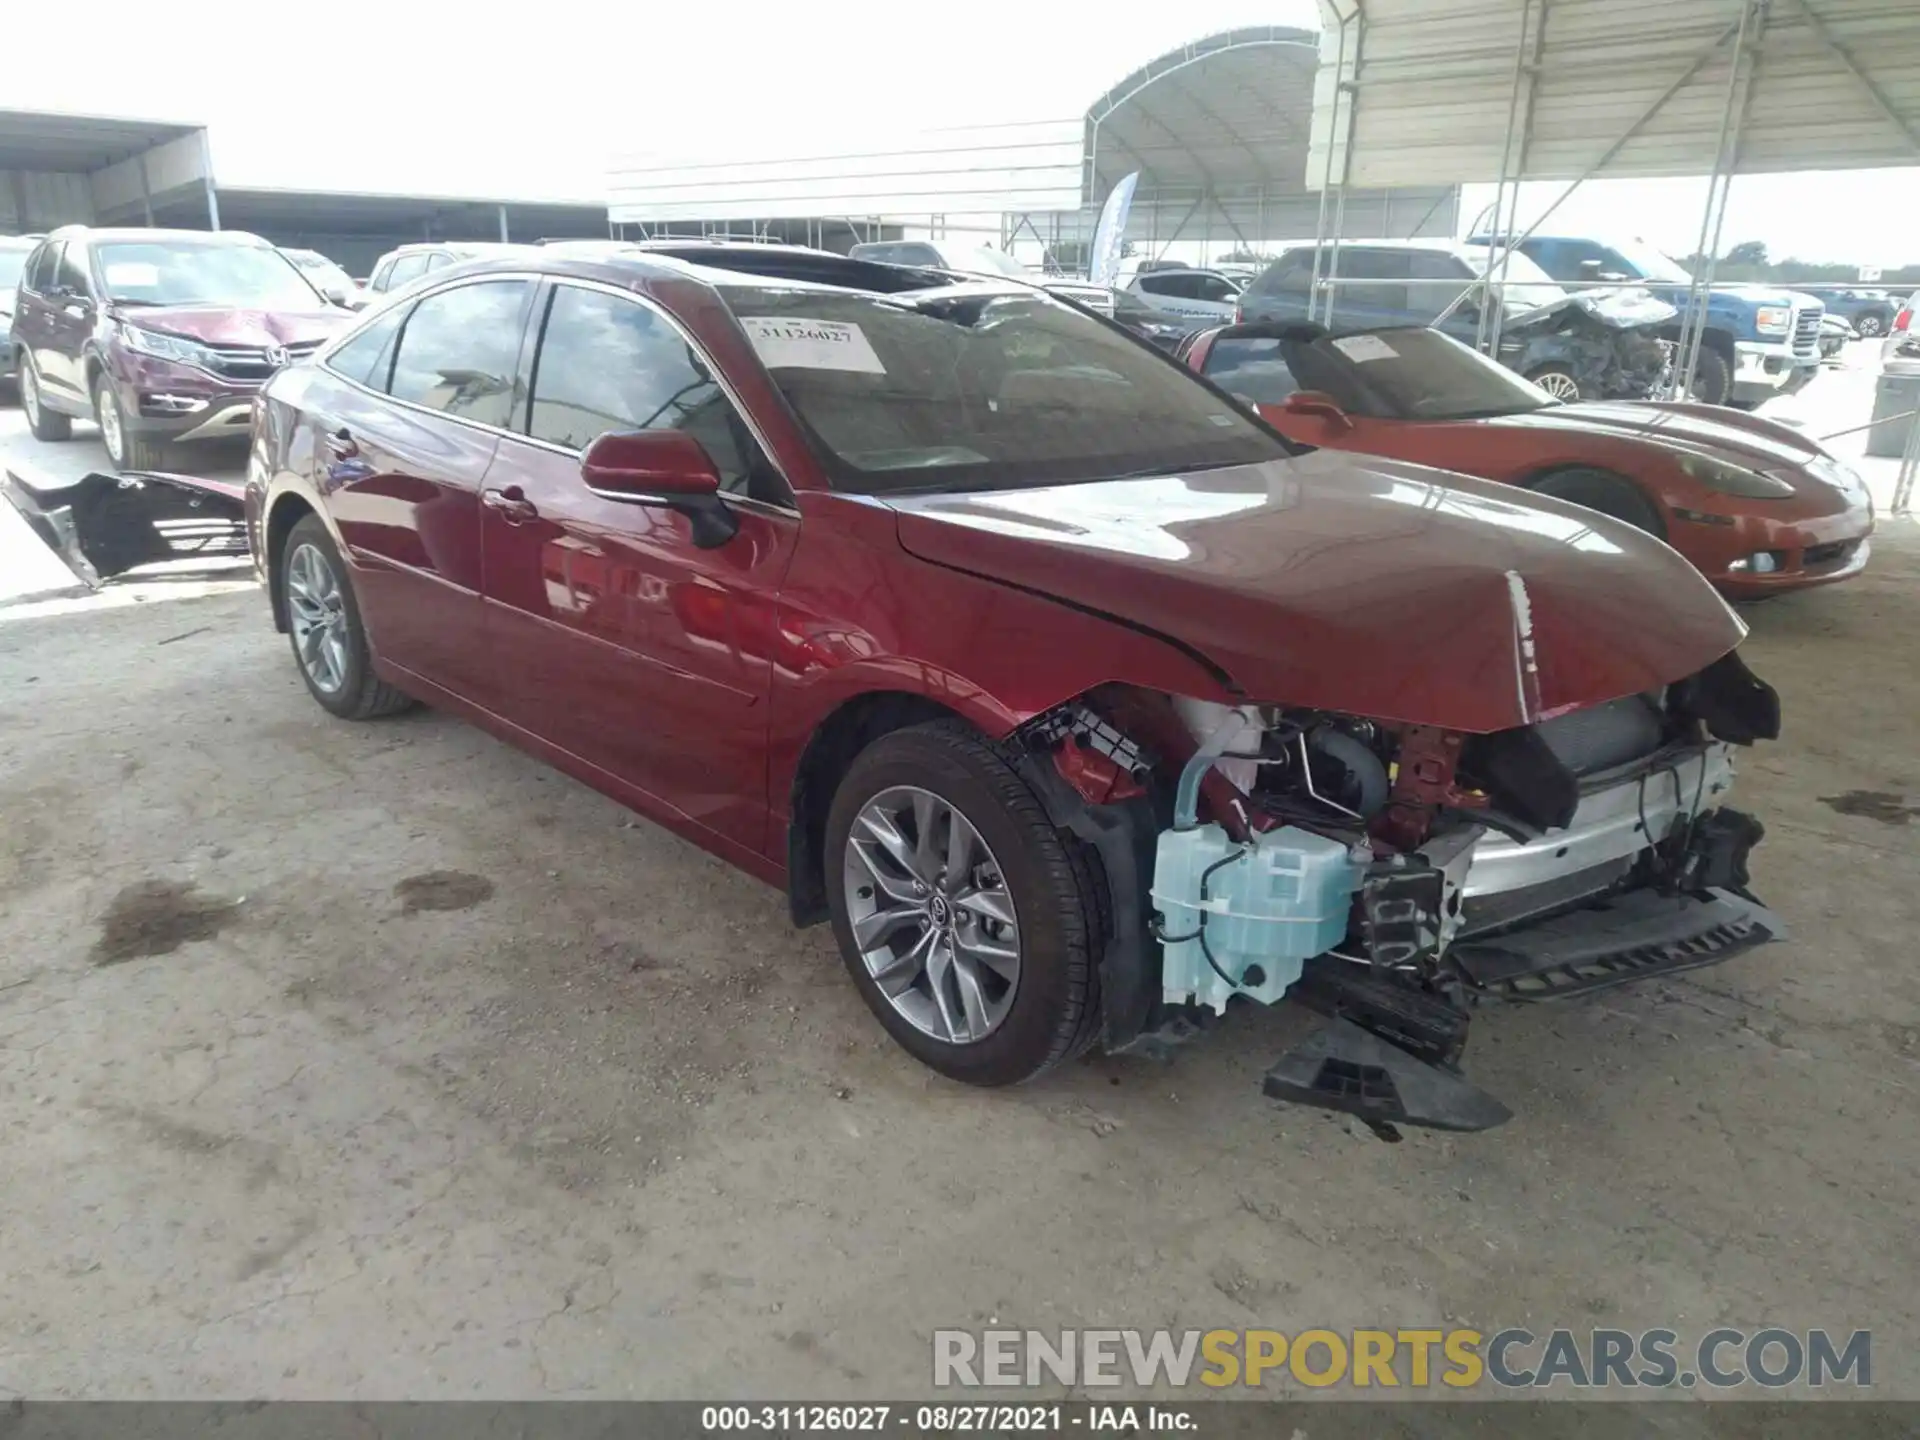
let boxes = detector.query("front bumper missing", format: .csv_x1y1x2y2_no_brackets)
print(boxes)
4,468,250,586
1262,801,1780,1134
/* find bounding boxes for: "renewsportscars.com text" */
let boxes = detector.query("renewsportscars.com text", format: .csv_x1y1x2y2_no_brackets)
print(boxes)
932,1327,1871,1390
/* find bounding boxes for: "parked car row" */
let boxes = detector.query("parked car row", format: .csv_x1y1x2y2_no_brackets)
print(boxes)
8,236,1854,1138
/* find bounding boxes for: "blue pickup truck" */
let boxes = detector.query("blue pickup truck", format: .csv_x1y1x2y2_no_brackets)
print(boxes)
1480,235,1824,407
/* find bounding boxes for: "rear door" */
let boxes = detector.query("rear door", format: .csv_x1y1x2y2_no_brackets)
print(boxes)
480,278,799,852
309,276,535,702
34,243,95,404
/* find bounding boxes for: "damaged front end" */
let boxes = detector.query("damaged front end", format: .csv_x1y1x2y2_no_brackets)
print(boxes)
4,468,250,587
1501,288,1678,401
1016,652,1783,1136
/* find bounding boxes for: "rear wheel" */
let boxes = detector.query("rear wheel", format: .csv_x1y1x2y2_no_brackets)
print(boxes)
825,720,1105,1087
20,358,73,441
280,515,415,720
1525,364,1583,402
1529,467,1666,539
1855,312,1886,339
94,374,167,471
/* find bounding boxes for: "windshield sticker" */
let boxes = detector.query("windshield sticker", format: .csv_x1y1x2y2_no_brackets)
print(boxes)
740,317,886,374
105,263,160,288
1331,333,1399,363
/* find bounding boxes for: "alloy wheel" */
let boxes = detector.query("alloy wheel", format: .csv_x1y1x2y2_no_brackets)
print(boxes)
1857,315,1884,338
96,386,124,465
1533,370,1582,402
21,364,39,425
286,542,350,694
842,785,1022,1045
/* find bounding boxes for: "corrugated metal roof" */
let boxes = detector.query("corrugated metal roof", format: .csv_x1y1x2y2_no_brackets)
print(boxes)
1310,0,1920,188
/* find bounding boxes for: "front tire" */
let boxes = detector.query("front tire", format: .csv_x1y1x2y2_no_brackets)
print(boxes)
1686,344,1732,406
825,720,1104,1087
1529,467,1667,539
280,515,415,720
93,374,167,470
1856,312,1886,339
20,357,73,441
1525,364,1584,402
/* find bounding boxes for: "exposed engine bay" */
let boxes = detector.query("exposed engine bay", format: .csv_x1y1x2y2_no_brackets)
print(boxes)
1016,652,1783,1135
1498,289,1679,400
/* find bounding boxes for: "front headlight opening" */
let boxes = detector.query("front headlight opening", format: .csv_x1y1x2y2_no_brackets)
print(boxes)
1679,454,1795,499
125,327,214,369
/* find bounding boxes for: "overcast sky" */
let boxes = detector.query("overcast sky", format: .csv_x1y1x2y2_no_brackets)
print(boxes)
15,0,1914,267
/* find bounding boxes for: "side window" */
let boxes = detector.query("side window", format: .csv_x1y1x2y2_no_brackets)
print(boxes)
1194,275,1239,303
55,245,92,297
26,242,61,293
368,257,395,293
1332,248,1410,312
325,307,407,390
387,279,531,427
385,254,429,291
1201,337,1299,405
1406,250,1473,321
1250,251,1313,297
527,284,777,501
1137,275,1183,297
424,252,452,272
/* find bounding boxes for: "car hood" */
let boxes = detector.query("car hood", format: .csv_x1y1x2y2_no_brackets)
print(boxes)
111,306,348,346
1507,287,1678,332
887,453,1745,733
1513,399,1835,476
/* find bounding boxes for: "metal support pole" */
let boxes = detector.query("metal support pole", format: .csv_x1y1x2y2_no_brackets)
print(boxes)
1309,9,1356,325
1893,408,1920,514
497,205,510,242
197,129,220,231
138,153,155,227
1674,0,1763,399
1477,0,1533,354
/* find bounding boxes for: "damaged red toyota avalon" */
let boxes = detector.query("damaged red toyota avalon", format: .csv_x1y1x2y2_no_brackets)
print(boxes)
246,244,1783,1132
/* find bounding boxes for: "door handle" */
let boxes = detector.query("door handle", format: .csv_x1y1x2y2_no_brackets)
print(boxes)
483,485,538,523
324,428,359,460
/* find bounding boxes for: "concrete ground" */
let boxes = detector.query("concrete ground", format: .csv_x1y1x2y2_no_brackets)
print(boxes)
1,352,1917,1401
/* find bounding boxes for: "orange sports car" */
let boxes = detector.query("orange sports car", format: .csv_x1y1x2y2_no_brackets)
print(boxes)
1180,322,1874,598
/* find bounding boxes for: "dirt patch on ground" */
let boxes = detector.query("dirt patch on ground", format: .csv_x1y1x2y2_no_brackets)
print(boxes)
394,870,495,914
91,879,241,965
1819,789,1918,825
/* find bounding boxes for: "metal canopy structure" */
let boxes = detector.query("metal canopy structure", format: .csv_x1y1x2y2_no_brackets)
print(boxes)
1078,25,1457,254
1309,0,1920,190
1303,0,1920,509
0,108,211,232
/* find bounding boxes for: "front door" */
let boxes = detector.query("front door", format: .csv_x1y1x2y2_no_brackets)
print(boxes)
37,243,96,404
480,280,799,853
312,276,535,703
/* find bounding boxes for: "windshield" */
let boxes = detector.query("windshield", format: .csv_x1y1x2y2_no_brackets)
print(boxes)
722,283,1290,494
0,248,28,291
1458,246,1569,311
1205,326,1553,422
950,247,1031,281
94,242,325,308
1605,239,1693,284
289,251,356,293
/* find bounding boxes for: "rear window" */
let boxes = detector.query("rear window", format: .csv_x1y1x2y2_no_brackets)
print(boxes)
719,282,1289,494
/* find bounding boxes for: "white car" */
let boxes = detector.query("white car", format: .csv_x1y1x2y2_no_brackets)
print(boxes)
847,239,1113,314
281,247,367,309
1127,267,1244,324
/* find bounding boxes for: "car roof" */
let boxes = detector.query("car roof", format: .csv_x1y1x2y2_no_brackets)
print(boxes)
1286,237,1476,255
45,226,274,247
426,243,990,301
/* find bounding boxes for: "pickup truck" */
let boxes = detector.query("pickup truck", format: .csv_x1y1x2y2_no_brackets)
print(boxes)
1480,235,1823,407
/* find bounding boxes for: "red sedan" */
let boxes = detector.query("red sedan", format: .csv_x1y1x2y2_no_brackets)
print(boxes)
245,246,1785,1131
1181,322,1875,598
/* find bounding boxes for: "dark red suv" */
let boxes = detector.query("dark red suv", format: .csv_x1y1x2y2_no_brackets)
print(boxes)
246,243,1784,1132
9,227,348,469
